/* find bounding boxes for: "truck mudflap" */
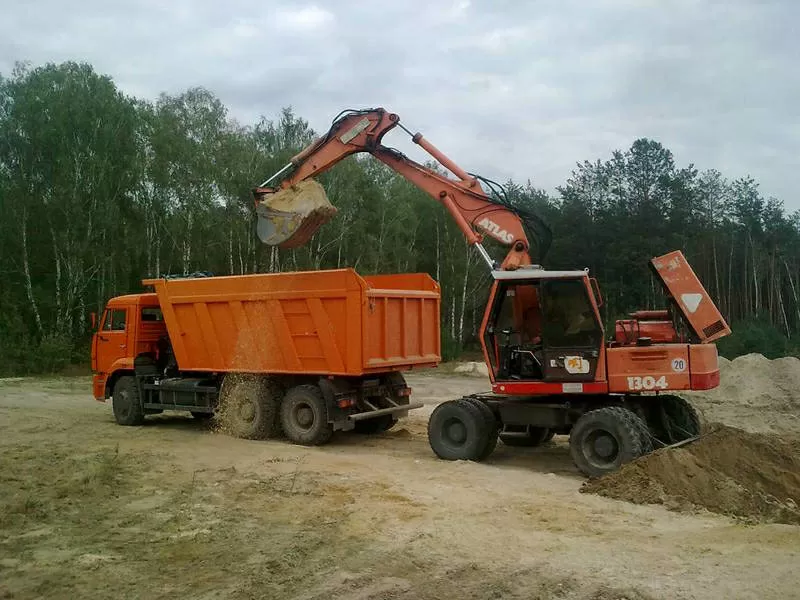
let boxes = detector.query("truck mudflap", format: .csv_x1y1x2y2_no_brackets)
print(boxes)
348,400,424,421
318,377,422,431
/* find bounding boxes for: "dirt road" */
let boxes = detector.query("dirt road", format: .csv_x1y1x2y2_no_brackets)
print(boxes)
1,371,799,599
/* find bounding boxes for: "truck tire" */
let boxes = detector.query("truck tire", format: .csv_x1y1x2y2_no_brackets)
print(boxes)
216,375,282,440
428,399,490,461
461,397,499,460
281,385,333,446
112,376,145,426
569,407,649,478
353,415,395,434
499,425,552,447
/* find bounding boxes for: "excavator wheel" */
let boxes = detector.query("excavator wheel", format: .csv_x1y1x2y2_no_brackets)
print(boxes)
569,407,650,478
499,425,553,447
461,397,499,460
216,374,283,440
428,399,492,461
649,395,701,446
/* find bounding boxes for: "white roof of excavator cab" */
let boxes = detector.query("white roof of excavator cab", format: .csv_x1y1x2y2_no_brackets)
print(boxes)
491,267,589,280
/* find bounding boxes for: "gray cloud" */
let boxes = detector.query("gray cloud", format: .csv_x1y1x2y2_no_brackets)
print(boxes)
1,0,797,206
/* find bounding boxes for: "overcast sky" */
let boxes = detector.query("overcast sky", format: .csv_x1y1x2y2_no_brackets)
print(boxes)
2,0,798,206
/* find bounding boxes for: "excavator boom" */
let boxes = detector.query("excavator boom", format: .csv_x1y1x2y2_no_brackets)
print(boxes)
254,108,540,270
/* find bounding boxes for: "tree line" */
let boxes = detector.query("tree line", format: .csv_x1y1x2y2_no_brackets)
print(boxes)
0,61,795,374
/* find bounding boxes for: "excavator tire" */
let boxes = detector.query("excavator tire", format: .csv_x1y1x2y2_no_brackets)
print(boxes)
636,395,700,447
280,384,334,446
499,425,552,447
569,407,650,478
461,397,499,460
428,399,491,461
112,376,145,426
658,395,701,444
216,374,283,440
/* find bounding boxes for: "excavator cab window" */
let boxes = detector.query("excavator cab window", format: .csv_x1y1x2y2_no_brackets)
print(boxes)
487,277,603,383
486,282,545,381
538,279,602,381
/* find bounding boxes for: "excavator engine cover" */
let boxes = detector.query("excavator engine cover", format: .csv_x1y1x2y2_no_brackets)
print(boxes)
255,180,337,248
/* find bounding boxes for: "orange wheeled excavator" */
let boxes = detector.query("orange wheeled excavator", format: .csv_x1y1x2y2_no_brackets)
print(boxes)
254,108,731,476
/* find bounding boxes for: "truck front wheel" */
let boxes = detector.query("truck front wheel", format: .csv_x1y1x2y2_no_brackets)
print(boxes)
280,385,333,446
112,376,145,426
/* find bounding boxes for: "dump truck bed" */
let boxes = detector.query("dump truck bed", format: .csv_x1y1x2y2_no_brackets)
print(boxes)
143,269,441,376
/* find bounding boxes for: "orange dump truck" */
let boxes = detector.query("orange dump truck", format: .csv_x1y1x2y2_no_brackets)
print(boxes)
91,269,440,445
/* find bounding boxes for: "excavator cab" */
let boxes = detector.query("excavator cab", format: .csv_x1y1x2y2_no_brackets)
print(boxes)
483,269,604,385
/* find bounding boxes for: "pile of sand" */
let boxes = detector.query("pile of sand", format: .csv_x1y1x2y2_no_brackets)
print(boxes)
582,424,800,524
688,353,800,413
681,353,800,435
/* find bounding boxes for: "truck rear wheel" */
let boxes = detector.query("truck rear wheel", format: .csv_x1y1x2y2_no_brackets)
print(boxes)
569,407,649,478
216,375,283,440
112,376,145,426
428,399,492,461
499,425,553,447
280,385,333,446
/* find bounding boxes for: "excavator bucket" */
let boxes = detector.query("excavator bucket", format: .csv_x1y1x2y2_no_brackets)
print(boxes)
254,180,337,248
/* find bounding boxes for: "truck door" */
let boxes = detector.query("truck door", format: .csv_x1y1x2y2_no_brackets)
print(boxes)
96,307,129,374
540,279,603,382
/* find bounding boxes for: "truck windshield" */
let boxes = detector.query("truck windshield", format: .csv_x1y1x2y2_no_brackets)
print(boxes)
103,309,127,331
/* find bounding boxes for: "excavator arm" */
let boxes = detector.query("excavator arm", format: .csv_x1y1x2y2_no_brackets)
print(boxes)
253,108,537,270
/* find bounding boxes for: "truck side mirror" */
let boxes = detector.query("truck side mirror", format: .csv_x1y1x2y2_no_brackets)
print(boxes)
590,278,603,307
91,312,97,329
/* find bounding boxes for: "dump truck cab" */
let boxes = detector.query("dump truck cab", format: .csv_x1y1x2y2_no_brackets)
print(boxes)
92,293,163,401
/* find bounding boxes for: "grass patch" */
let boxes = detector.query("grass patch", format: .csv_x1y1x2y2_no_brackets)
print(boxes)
0,440,371,599
0,444,130,527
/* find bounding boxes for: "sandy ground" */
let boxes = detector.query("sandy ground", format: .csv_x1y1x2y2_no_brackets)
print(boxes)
1,369,799,600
